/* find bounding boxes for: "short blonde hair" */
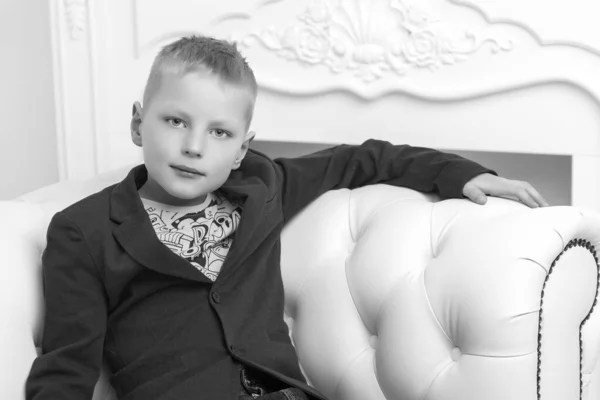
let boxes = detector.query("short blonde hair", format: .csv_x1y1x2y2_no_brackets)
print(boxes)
143,35,258,122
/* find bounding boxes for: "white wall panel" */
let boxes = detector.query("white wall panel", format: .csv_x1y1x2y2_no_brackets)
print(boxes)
0,0,58,199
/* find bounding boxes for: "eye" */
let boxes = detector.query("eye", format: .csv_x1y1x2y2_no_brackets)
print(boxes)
166,118,186,128
211,129,231,138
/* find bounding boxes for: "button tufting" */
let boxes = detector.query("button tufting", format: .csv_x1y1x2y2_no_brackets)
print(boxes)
369,335,378,349
450,347,462,361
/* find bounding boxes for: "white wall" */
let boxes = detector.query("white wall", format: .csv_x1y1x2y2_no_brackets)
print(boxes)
0,0,58,199
251,141,571,207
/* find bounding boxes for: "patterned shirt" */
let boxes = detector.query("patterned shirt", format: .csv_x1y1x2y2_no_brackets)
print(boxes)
141,192,242,282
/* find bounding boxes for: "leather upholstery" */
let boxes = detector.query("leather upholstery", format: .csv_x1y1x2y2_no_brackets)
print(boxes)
1,167,600,400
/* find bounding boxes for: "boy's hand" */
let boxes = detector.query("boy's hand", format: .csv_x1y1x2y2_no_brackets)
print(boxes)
462,173,549,208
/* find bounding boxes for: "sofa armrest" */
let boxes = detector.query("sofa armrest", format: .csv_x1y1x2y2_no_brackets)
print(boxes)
280,184,600,400
424,199,600,400
0,201,46,400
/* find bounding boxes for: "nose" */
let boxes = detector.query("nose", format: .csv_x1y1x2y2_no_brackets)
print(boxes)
182,130,205,158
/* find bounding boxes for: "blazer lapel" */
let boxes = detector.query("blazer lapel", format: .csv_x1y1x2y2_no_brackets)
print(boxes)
108,157,278,285
212,171,274,284
109,165,213,284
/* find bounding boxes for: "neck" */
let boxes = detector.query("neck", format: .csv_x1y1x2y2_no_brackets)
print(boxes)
138,179,208,207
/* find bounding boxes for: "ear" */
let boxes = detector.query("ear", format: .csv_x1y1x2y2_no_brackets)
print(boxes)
130,101,144,147
232,131,256,170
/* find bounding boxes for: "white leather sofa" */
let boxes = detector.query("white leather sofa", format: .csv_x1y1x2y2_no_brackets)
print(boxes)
1,167,600,400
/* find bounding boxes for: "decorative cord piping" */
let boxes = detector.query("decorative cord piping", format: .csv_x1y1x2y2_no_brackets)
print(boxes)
537,238,600,400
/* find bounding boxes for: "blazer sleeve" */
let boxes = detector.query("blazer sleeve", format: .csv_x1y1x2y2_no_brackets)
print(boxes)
275,139,496,222
26,211,107,400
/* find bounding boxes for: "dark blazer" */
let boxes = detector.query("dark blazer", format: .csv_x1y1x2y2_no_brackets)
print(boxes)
26,140,493,400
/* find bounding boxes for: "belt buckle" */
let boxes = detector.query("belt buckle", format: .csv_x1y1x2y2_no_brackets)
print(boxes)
240,366,266,398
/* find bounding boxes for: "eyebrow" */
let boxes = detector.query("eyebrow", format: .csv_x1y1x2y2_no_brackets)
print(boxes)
208,120,233,128
166,109,193,121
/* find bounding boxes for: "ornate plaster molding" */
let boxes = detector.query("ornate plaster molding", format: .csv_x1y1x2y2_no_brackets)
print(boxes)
64,0,87,40
236,0,513,83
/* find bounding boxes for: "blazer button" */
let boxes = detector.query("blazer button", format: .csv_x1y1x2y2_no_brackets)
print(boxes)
211,291,220,303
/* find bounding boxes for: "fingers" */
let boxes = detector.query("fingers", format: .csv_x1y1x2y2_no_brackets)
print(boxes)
463,187,487,205
524,183,550,207
514,187,539,208
513,183,549,208
464,177,549,208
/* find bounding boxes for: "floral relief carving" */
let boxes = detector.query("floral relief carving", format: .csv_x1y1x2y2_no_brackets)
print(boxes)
236,0,513,83
64,0,87,40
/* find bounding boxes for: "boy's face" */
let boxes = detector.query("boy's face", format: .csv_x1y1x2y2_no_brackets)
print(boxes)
131,69,255,206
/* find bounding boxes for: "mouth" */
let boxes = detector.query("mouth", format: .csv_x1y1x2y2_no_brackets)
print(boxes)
171,164,204,175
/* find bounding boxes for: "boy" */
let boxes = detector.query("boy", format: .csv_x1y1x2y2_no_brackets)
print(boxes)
25,36,547,400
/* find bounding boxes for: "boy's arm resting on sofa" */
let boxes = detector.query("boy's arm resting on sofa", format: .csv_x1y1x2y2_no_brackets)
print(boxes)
26,212,107,400
274,138,494,222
